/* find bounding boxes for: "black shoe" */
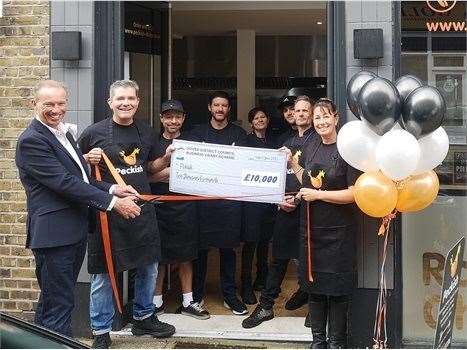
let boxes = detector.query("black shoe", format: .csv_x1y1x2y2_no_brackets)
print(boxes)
285,289,308,310
154,303,164,316
178,301,211,320
304,312,311,328
131,313,176,338
241,304,274,329
241,283,258,305
92,332,111,349
223,296,248,315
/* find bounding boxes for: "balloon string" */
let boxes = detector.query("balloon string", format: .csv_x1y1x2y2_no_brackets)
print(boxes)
373,212,395,349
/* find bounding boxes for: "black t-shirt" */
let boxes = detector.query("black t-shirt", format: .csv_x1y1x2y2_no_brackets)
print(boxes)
302,141,360,227
246,132,275,149
79,119,161,160
190,122,247,146
78,118,162,185
150,131,192,195
276,128,297,148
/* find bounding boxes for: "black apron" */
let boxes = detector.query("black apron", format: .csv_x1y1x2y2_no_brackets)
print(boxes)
196,123,244,249
87,119,161,274
151,135,198,264
242,133,276,243
272,128,316,259
298,141,357,296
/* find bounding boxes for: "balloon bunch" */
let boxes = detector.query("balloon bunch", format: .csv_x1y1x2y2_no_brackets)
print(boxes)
339,71,449,218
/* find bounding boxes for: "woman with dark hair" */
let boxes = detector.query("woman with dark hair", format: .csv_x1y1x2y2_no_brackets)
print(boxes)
240,107,276,304
290,98,360,348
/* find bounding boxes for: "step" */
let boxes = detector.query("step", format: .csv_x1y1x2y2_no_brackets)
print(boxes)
111,314,312,342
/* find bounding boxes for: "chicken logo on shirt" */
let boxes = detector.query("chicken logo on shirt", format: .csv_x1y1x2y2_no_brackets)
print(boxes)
292,150,302,163
119,148,140,166
308,170,325,189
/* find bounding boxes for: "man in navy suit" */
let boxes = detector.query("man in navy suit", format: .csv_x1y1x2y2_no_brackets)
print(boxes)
15,80,141,337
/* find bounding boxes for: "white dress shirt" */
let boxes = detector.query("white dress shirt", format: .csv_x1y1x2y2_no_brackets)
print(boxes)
36,117,117,210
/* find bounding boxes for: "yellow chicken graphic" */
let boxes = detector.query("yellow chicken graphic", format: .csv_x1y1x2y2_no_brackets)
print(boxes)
450,244,461,278
308,170,325,189
292,150,302,164
119,148,140,166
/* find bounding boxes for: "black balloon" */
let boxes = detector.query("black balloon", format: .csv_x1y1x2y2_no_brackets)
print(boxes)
346,71,377,118
401,86,446,139
395,75,422,103
358,77,401,136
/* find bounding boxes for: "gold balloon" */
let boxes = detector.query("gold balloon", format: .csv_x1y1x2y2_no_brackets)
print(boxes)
353,171,398,218
396,170,439,212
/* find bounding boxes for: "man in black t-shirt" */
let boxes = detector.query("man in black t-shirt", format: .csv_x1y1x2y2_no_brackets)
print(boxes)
190,91,248,315
150,100,210,320
79,80,175,348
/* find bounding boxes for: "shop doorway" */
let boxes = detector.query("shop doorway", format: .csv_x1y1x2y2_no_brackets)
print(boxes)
120,0,327,339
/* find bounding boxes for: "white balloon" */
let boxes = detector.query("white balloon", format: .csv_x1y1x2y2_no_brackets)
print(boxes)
337,120,380,172
413,127,449,175
376,129,421,181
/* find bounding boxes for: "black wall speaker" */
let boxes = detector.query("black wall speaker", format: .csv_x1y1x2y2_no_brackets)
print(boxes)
51,31,82,61
353,29,383,59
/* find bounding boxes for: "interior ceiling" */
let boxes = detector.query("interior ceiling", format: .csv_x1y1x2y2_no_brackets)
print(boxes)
172,1,327,36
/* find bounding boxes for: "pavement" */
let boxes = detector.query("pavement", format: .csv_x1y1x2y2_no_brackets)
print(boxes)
80,314,311,348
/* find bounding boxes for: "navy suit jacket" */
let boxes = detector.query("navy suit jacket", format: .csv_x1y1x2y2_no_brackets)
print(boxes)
15,118,114,249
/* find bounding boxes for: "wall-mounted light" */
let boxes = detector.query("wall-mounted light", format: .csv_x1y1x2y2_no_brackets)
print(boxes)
317,21,323,25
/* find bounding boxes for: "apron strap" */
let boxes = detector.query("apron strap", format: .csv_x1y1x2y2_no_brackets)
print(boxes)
307,201,314,282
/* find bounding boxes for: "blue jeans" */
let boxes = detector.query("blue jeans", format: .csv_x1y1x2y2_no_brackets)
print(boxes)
90,262,158,335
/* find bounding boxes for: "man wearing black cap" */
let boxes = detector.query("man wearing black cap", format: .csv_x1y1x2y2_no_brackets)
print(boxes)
275,95,297,147
150,100,210,320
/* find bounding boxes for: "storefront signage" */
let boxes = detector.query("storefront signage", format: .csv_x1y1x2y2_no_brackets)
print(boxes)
402,1,465,31
124,3,161,55
433,236,465,348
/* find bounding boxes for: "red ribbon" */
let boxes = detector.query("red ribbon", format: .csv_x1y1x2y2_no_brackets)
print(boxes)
94,165,123,314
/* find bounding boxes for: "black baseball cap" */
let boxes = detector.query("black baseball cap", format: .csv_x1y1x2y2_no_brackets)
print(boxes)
161,99,184,114
277,95,297,110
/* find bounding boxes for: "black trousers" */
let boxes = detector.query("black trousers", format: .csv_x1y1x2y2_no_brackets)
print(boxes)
32,239,86,337
259,257,290,309
193,248,237,301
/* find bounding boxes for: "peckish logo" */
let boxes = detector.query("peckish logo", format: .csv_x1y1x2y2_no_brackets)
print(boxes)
426,0,457,13
116,148,143,175
119,148,140,166
308,170,325,189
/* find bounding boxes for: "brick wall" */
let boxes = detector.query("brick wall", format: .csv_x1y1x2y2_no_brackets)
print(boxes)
0,0,49,319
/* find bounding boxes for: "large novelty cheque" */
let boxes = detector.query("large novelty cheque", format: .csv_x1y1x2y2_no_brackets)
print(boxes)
169,139,287,204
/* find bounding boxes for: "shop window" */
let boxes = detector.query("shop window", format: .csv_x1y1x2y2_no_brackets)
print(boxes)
401,1,466,346
432,36,467,53
433,56,464,68
401,54,428,82
402,36,428,52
